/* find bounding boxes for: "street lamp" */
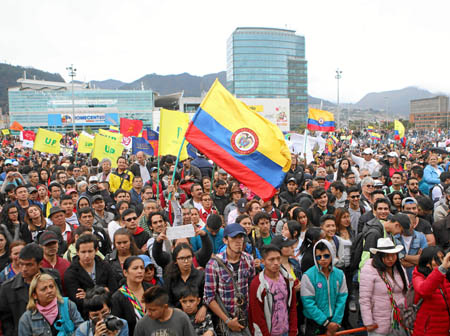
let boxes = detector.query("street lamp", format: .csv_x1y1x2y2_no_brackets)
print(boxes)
66,65,77,133
335,69,342,129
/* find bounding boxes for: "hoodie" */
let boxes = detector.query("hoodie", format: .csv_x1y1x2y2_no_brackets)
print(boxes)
300,239,347,327
76,195,91,212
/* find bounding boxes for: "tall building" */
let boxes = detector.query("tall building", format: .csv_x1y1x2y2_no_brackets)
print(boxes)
8,78,154,131
410,95,449,130
227,27,307,130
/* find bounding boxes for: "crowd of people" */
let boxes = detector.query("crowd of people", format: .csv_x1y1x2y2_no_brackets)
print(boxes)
0,134,449,336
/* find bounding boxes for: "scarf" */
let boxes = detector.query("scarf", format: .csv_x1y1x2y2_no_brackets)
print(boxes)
119,285,144,320
36,297,59,325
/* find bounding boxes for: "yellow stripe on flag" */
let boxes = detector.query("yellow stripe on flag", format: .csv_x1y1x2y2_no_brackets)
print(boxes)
159,109,189,160
77,132,94,153
33,128,62,154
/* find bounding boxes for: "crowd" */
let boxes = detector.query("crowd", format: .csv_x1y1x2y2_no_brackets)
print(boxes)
0,133,449,336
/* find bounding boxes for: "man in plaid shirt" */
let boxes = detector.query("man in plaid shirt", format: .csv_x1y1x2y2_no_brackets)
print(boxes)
204,223,255,335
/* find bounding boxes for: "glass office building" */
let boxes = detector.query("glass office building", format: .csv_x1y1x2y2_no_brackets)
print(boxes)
227,27,307,130
8,79,154,132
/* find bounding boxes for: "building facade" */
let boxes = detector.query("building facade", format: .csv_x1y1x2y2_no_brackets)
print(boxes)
227,27,307,130
410,96,449,130
8,78,154,132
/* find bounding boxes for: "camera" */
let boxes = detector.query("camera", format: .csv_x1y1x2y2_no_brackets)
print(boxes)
93,315,124,333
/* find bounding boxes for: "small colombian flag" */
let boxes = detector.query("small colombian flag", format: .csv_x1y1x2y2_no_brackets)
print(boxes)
307,108,335,132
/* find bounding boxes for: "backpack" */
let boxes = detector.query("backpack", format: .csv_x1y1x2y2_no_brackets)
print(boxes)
349,225,381,273
399,285,423,331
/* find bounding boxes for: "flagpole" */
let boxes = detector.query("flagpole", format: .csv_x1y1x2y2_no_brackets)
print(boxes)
156,155,161,202
168,137,187,201
210,163,216,197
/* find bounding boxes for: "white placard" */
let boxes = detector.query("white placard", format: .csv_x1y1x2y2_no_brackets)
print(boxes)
166,225,196,240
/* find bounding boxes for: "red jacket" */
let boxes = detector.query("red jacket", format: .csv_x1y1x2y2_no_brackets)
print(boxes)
249,270,297,336
412,267,450,336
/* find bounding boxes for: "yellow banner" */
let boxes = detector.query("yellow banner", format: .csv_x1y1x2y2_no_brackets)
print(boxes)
159,108,189,160
33,128,62,154
92,133,124,167
99,129,123,143
1,129,10,135
77,132,94,153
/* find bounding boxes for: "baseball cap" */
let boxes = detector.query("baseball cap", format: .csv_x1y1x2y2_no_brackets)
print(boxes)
88,176,99,183
151,167,158,172
92,195,104,203
48,206,65,218
392,213,411,230
218,168,227,175
236,198,248,212
138,254,154,268
388,152,399,158
38,230,59,246
402,197,417,207
206,214,222,231
4,159,12,165
28,187,38,193
271,235,297,249
223,223,246,238
363,148,373,155
287,177,297,184
371,170,382,179
374,180,384,187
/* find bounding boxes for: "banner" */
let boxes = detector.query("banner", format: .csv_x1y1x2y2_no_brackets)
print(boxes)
132,137,154,155
1,129,10,135
120,118,143,137
33,128,62,154
77,132,95,153
159,109,189,160
21,130,35,148
99,129,123,143
92,133,124,168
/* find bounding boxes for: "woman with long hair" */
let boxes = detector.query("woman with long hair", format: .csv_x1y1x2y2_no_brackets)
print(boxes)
107,201,130,243
37,184,49,206
0,240,25,283
388,191,404,214
105,228,140,284
21,205,48,243
412,246,450,336
112,256,151,335
18,273,83,335
292,207,311,243
201,176,211,194
282,219,303,263
0,230,10,271
300,227,326,273
38,168,50,186
334,158,360,184
0,203,23,240
275,202,300,235
360,238,409,336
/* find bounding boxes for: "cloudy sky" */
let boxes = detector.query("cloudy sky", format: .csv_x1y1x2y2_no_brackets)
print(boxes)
1,0,449,102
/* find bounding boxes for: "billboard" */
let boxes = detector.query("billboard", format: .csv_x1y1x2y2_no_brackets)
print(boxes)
48,113,119,126
240,98,290,132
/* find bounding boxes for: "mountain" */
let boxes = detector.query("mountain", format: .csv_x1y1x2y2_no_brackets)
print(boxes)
119,71,227,96
356,87,435,117
308,95,335,106
0,63,64,114
90,79,127,90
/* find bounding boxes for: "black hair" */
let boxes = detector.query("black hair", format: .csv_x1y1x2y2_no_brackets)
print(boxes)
282,203,300,220
417,246,444,277
285,219,302,239
77,207,94,219
330,181,346,193
121,208,137,221
190,183,202,193
48,182,62,192
299,227,323,255
148,211,165,228
411,166,424,178
75,234,99,251
406,177,419,185
179,287,200,299
370,190,386,198
253,211,271,225
315,241,330,253
113,228,140,255
236,214,251,224
345,171,356,178
440,172,450,183
312,188,326,200
260,244,281,259
116,156,127,163
215,179,227,188
74,225,92,237
19,243,43,263
320,214,335,226
388,191,404,205
114,188,128,198
372,252,408,294
143,285,169,305
164,243,194,282
84,286,112,312
60,194,73,202
347,186,360,195
416,196,434,212
374,198,390,210
123,256,144,271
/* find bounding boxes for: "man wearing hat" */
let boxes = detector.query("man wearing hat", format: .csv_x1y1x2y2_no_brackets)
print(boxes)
39,230,71,285
204,223,255,335
279,177,299,204
48,205,75,244
350,148,380,174
82,175,112,206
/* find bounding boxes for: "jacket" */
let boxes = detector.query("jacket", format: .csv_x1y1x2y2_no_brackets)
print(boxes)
360,217,385,271
412,266,450,336
63,255,118,313
164,266,205,307
433,198,449,223
307,204,336,227
104,249,126,284
359,259,408,335
75,318,128,336
18,298,83,336
0,268,62,336
300,240,347,327
130,161,154,180
249,269,297,336
423,165,443,194
190,227,224,254
433,216,450,250
109,169,134,193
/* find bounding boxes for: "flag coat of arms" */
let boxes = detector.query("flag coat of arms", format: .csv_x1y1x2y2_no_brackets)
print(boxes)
184,79,291,201
307,108,335,132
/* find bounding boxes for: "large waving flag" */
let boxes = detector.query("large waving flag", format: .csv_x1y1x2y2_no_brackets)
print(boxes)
77,132,94,153
307,108,335,132
142,128,159,156
10,121,24,131
394,120,405,140
99,129,123,143
120,118,143,137
92,133,124,168
132,137,154,156
184,79,291,201
33,128,62,154
371,132,381,141
21,130,35,148
159,109,189,160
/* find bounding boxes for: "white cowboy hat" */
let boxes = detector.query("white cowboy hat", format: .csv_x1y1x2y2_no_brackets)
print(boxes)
369,237,404,255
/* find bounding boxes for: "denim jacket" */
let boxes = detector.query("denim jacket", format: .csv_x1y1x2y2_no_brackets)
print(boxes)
18,298,84,335
395,230,428,281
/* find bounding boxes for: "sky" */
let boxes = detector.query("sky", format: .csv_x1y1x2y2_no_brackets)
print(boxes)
1,0,449,103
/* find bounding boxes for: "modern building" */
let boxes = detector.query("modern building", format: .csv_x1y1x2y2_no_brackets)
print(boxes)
227,27,307,130
8,78,154,132
410,96,449,130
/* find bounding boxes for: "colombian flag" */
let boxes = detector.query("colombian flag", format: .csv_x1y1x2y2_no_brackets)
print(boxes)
371,132,381,141
394,120,405,140
368,126,375,133
307,108,335,132
185,79,291,201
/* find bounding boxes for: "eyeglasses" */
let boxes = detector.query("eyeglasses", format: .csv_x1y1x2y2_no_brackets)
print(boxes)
315,254,331,261
176,256,193,262
125,216,137,222
366,185,374,188
350,195,360,199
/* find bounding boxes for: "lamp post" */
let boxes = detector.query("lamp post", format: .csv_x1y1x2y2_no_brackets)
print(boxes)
66,65,77,134
335,69,342,129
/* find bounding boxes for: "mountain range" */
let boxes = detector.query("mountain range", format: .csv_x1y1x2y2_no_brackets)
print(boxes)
0,62,440,117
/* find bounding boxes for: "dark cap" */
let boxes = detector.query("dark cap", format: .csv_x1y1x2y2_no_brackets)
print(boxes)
237,198,248,212
206,214,222,231
223,223,246,238
287,177,297,184
314,175,325,181
371,170,382,178
218,169,227,175
38,230,59,246
28,187,38,193
392,213,410,230
92,195,104,202
151,167,158,172
271,235,297,249
49,206,65,217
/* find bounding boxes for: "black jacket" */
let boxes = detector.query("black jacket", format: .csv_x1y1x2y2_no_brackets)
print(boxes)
104,249,125,285
163,266,205,308
212,193,229,215
130,161,154,179
111,282,152,335
357,211,375,234
0,268,61,336
64,255,118,314
306,204,335,227
279,190,300,205
433,216,450,250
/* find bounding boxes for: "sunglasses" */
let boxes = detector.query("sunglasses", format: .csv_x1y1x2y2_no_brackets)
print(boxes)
315,254,331,261
125,216,137,222
350,195,360,199
366,185,374,188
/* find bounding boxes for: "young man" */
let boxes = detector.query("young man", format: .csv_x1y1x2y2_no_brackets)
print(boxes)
249,245,297,336
345,186,365,233
307,188,335,227
46,182,63,215
204,223,255,336
39,230,71,285
387,171,405,195
280,177,299,204
212,179,229,215
92,195,114,229
254,212,273,249
191,213,224,254
63,234,118,314
14,185,36,221
330,181,347,208
130,175,144,206
109,156,134,193
301,240,347,336
78,207,111,256
122,208,149,252
0,243,61,335
135,286,195,336
402,197,435,246
344,171,357,188
60,194,79,226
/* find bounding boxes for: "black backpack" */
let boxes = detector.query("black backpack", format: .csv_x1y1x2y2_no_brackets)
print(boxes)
349,225,381,273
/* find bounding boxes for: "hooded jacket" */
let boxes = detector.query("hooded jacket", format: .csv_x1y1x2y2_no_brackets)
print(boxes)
249,267,297,336
300,239,347,327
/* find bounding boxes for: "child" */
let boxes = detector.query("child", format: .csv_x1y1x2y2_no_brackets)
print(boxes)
179,288,214,336
319,214,344,268
301,240,347,336
139,254,163,286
